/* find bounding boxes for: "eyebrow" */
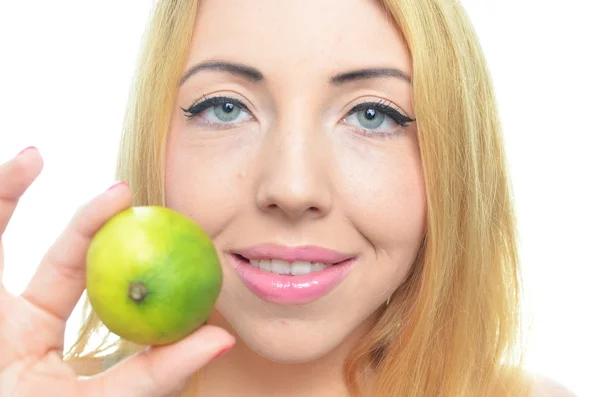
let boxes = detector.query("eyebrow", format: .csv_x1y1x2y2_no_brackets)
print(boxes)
179,61,264,86
330,68,412,85
179,61,411,87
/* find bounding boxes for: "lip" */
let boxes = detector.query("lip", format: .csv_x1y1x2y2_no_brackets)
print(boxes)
229,244,356,305
234,244,354,264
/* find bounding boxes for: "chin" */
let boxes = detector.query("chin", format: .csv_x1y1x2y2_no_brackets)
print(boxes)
237,324,345,363
211,295,377,364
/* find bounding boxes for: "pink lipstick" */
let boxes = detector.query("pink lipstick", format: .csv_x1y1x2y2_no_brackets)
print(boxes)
230,244,355,305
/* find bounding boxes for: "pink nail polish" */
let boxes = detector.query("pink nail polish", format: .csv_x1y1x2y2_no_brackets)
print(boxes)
107,181,128,191
213,344,234,360
18,146,36,155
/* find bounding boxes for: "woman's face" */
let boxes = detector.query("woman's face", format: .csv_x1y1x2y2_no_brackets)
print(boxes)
165,0,426,363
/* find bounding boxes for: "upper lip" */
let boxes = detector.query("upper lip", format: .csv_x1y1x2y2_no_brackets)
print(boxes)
233,244,354,265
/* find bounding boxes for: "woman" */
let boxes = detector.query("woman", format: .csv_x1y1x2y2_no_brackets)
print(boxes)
0,0,576,396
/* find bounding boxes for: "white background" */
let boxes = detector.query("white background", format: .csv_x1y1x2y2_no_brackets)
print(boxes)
0,1,598,396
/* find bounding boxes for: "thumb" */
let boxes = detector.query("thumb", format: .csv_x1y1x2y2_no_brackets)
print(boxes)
80,325,235,397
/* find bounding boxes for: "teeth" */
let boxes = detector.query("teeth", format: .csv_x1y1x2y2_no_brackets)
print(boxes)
291,261,312,276
249,259,331,275
270,259,291,275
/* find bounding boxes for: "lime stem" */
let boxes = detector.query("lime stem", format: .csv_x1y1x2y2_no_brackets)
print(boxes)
128,282,148,303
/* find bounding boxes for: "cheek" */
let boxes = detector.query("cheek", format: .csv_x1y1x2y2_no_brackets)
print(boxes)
336,137,427,254
163,129,245,238
334,138,426,311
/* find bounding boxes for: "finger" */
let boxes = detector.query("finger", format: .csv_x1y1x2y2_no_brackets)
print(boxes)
0,147,43,287
20,181,132,322
81,325,236,397
0,147,43,235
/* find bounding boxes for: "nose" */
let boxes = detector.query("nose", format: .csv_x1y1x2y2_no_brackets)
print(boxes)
255,119,332,221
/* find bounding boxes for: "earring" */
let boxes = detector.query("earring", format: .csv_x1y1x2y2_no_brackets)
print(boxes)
386,296,391,306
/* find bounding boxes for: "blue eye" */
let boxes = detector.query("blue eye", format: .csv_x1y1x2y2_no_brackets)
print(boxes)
344,101,414,136
182,96,252,125
356,108,385,129
213,102,243,122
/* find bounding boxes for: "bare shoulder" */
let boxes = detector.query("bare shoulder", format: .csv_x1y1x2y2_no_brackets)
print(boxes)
529,374,577,397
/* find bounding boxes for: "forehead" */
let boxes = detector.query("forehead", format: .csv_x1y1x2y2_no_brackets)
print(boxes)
186,0,412,76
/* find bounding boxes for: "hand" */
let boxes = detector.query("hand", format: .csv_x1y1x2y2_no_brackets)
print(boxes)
0,147,235,397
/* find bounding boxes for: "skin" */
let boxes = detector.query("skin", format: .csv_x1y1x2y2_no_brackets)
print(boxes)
0,1,577,396
164,0,425,395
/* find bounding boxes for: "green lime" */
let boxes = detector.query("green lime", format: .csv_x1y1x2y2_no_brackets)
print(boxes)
85,206,222,346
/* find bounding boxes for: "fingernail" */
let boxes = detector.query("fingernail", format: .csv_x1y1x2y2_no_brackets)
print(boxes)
18,146,37,156
213,344,234,360
107,181,128,191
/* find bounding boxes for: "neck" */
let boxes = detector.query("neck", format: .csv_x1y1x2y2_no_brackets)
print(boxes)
194,312,375,397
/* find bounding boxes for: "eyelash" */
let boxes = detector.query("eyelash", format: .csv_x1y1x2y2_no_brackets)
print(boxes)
181,95,251,120
346,100,414,130
181,96,415,135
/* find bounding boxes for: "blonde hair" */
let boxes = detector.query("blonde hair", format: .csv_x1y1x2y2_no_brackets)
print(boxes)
65,0,534,396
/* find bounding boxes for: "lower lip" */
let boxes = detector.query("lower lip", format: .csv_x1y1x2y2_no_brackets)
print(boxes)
230,255,355,305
